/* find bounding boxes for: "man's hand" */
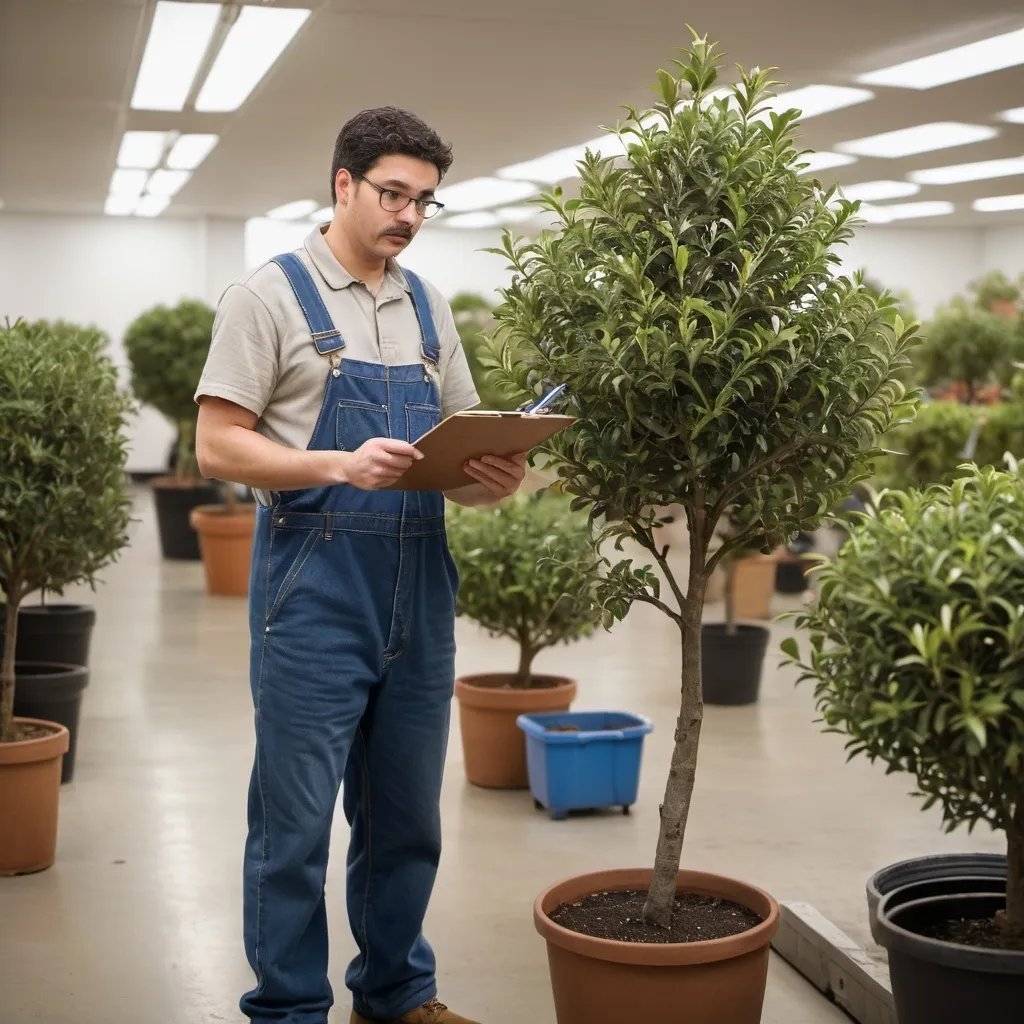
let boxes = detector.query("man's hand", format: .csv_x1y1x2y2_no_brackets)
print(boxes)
461,452,528,501
341,437,423,490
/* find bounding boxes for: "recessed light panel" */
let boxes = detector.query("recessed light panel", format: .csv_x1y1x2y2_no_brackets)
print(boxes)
910,156,1024,185
842,180,921,202
117,131,170,169
837,122,997,158
973,194,1024,212
436,178,537,213
166,134,219,171
267,199,318,220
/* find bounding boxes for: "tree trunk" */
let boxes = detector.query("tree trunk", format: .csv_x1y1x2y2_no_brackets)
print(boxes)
1,590,20,743
178,420,199,482
724,556,736,636
1003,789,1024,933
643,601,705,928
515,641,536,687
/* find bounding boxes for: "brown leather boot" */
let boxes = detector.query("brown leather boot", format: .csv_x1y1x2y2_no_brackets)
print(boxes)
350,996,482,1024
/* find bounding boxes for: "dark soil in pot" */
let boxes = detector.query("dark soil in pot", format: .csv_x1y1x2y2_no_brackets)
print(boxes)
551,889,763,944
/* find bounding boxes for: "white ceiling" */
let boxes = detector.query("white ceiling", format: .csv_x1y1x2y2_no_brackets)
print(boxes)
2,0,1024,226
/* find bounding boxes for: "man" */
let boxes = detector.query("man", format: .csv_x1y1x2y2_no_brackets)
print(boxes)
195,106,525,1024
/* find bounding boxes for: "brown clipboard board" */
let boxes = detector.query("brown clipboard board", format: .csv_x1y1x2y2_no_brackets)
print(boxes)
386,411,575,492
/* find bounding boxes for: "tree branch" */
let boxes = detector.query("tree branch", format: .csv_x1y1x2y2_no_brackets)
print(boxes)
635,525,688,615
635,591,684,624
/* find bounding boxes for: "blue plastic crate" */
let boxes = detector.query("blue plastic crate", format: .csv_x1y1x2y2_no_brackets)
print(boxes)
516,710,654,820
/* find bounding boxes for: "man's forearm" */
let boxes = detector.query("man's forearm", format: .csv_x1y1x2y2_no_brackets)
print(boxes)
198,423,345,491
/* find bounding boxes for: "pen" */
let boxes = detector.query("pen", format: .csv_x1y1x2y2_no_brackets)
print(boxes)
525,382,567,415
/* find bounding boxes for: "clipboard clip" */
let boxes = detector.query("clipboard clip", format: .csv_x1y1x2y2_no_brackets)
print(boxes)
519,382,568,415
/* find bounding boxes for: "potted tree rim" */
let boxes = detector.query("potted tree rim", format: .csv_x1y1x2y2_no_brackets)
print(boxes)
970,270,1021,321
785,460,1024,1023
446,491,605,788
485,34,919,1023
124,299,218,560
1,318,132,867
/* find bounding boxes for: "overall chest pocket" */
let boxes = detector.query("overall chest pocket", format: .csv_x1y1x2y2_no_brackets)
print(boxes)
406,402,441,443
336,400,389,451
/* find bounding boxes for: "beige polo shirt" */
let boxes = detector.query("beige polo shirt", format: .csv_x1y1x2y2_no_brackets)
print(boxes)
195,226,480,503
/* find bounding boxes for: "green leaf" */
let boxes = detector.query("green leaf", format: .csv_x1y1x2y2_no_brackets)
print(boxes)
780,637,800,660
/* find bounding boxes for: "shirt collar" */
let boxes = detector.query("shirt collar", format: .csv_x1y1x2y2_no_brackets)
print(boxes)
303,225,411,296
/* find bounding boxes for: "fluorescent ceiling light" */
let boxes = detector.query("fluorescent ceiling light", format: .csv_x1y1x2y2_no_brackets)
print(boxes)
842,180,921,202
973,194,1024,212
495,205,539,223
910,156,1024,185
857,28,1024,89
117,131,170,169
837,122,997,158
441,212,502,229
496,134,626,184
797,151,858,174
195,5,311,113
166,133,219,170
769,85,874,119
999,107,1024,125
267,199,317,220
109,168,149,199
131,1,221,111
309,206,333,222
135,194,171,218
146,169,190,197
104,195,137,217
436,177,537,212
859,200,955,223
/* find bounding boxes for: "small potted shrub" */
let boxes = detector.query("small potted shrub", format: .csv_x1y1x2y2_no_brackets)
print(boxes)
189,481,257,597
486,35,918,1022
970,269,1021,320
785,460,1024,1023
124,299,219,560
1,319,132,869
919,299,1020,406
446,491,605,788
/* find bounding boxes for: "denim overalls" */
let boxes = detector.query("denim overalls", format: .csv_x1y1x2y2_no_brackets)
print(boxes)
242,253,459,1023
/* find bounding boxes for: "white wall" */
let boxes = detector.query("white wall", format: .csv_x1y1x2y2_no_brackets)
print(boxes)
981,225,1024,279
0,213,246,471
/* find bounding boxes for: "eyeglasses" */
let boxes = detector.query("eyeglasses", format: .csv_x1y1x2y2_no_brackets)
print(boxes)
357,177,445,219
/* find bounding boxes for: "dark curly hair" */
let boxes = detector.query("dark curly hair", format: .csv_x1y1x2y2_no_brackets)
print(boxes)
330,106,453,203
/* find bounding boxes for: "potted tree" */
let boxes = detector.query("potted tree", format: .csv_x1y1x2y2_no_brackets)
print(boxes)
0,319,107,670
124,299,219,560
1,319,132,870
785,460,1024,1023
446,491,605,788
970,269,1021,320
919,299,1020,406
189,481,257,597
485,35,918,1022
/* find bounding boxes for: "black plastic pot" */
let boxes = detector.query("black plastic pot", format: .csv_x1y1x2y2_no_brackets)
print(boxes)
12,662,89,783
776,557,813,594
3,604,97,667
152,479,219,560
876,891,1024,1024
700,623,769,706
866,853,1007,944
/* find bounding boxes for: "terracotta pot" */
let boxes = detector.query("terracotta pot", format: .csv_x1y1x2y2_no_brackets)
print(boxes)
731,553,778,620
190,504,257,597
989,298,1019,320
535,867,780,1024
454,674,576,788
0,718,70,876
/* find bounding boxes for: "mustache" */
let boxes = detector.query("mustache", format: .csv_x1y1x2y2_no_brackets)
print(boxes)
380,225,413,240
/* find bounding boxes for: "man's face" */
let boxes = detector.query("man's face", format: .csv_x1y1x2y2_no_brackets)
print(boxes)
337,154,441,260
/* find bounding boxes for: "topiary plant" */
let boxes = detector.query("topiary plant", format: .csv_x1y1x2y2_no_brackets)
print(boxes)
485,34,918,927
123,299,215,481
445,491,605,685
784,460,1024,936
969,270,1021,313
918,299,1021,404
1,319,133,743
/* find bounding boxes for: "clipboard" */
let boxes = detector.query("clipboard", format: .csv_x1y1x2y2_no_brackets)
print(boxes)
387,410,575,492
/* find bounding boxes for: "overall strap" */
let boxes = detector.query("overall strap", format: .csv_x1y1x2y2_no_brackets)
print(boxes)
270,252,345,355
402,268,441,365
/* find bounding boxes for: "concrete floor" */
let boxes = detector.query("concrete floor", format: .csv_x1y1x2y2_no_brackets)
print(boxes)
0,488,1004,1024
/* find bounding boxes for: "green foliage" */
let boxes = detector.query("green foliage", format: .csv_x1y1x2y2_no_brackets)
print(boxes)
917,299,1022,401
123,299,215,479
445,491,608,684
970,270,1021,308
449,292,519,410
1,318,134,740
784,462,1024,925
487,36,918,598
